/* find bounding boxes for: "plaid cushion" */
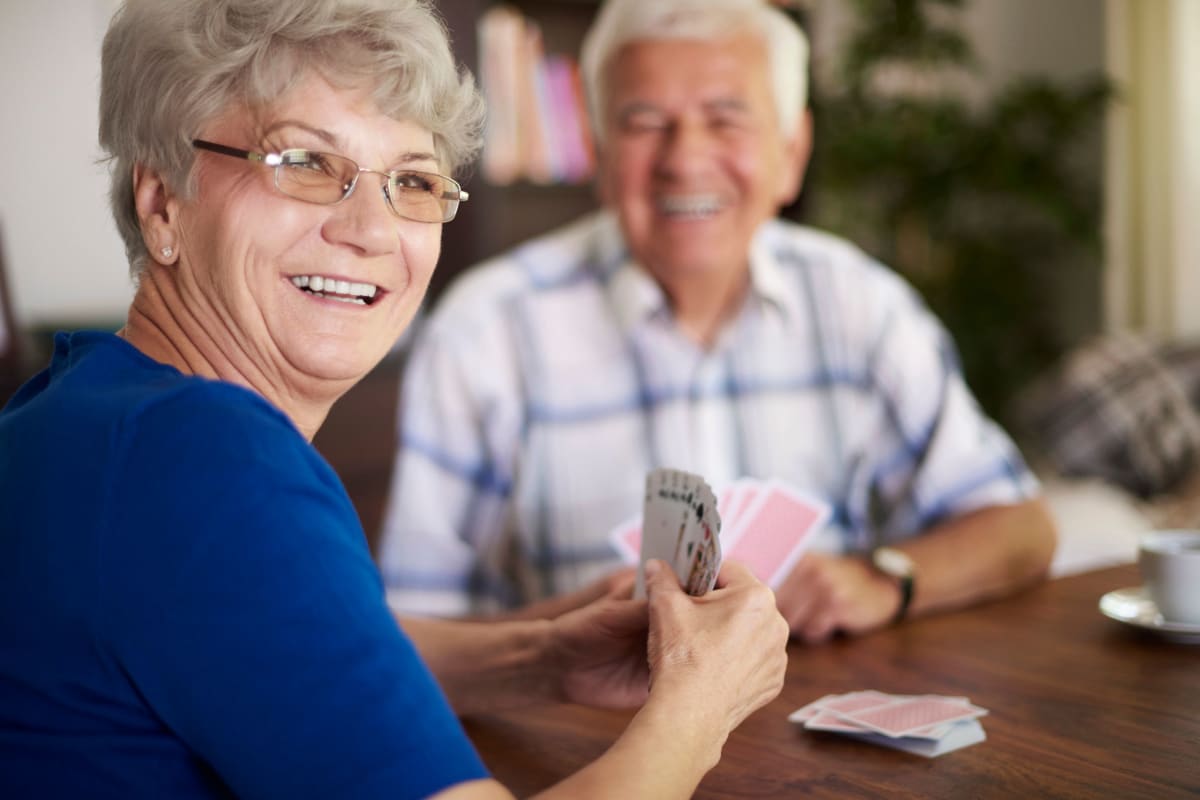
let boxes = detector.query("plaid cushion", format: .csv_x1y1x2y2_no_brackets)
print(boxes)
1017,333,1200,498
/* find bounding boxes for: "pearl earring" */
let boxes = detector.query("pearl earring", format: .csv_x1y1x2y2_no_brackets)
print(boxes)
160,246,173,259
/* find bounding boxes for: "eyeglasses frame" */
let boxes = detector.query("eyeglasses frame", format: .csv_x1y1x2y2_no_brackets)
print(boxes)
190,138,468,223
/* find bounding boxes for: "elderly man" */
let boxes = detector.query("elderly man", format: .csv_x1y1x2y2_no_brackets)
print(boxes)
378,0,1056,641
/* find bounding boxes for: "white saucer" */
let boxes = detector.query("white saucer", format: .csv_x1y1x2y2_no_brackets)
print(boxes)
1099,586,1200,644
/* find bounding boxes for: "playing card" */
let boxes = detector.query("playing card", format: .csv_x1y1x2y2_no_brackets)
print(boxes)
724,480,830,588
789,691,989,757
681,506,721,596
634,468,722,599
716,479,761,549
802,710,874,733
613,473,832,592
840,697,987,738
812,690,895,714
677,477,721,597
608,515,641,564
840,720,987,758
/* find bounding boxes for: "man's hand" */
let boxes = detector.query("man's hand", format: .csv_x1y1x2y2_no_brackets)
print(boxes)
773,552,900,643
773,499,1058,643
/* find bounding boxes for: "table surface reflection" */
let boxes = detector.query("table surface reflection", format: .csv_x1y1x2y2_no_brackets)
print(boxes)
464,564,1200,798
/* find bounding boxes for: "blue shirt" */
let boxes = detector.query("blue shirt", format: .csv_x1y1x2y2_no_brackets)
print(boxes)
0,332,487,798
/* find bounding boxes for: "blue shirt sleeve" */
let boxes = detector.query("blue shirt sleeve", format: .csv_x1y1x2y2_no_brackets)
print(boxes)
97,382,488,798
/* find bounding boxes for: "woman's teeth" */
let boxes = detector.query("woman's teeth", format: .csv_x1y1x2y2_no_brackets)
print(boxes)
290,275,379,305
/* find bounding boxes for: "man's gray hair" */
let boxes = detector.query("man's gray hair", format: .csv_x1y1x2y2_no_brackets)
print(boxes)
580,0,809,143
99,0,484,276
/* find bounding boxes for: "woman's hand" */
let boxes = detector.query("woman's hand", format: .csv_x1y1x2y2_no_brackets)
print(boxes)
644,559,789,739
549,587,651,709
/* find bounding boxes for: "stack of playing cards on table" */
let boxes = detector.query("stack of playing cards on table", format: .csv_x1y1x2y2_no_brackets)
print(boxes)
614,475,830,592
789,691,988,758
632,468,723,599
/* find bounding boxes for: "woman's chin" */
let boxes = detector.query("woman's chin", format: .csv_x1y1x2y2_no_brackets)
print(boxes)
287,338,387,388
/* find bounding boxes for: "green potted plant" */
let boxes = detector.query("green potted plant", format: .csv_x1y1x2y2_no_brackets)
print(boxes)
800,0,1110,422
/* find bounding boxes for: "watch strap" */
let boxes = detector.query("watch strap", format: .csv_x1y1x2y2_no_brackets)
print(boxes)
891,571,914,625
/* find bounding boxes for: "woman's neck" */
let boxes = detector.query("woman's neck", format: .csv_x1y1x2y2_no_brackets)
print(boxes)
119,267,334,441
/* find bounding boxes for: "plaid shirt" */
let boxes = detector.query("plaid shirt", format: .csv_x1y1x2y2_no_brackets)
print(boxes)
379,212,1038,615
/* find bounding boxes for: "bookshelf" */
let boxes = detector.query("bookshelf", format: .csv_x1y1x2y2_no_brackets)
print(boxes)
432,0,601,304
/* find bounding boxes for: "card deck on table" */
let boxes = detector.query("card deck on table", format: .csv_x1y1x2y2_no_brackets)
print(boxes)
633,468,723,599
788,691,989,758
846,696,987,738
611,476,829,591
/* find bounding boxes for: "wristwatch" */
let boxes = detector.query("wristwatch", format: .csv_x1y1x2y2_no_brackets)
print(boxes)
871,547,916,625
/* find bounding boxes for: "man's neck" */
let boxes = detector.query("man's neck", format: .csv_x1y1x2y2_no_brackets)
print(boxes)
663,266,751,349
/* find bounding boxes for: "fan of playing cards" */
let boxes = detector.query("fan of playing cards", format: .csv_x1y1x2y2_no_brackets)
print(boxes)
630,468,724,599
615,470,831,596
789,691,988,758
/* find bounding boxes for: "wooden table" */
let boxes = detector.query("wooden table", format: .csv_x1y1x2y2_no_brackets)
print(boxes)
464,565,1200,798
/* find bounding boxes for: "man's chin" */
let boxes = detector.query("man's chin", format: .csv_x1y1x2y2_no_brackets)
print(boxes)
645,251,742,282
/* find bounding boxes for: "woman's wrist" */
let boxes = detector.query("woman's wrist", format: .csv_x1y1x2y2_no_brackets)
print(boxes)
633,682,728,771
403,616,560,713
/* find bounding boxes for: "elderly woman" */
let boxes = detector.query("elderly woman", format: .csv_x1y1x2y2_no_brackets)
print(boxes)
0,1,788,798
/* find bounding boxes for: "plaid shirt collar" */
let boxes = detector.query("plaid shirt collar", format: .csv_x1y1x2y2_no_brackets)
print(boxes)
604,217,800,336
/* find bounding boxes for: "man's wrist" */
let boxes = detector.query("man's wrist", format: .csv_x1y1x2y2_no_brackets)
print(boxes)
870,547,916,624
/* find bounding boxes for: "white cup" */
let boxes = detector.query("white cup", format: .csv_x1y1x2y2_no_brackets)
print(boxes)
1138,530,1200,625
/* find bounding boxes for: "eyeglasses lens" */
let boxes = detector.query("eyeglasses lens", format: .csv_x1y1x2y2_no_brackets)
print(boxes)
275,151,354,205
274,150,459,223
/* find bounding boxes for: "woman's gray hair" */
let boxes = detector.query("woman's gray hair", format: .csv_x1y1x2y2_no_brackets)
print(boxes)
580,0,808,144
100,0,484,276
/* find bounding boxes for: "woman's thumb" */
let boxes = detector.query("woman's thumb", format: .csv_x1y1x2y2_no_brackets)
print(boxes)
644,559,681,598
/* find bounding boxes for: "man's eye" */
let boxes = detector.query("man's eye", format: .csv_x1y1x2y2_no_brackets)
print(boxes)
619,111,668,134
709,114,746,131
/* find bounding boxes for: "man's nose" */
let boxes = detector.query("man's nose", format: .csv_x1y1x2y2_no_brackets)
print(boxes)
656,119,715,176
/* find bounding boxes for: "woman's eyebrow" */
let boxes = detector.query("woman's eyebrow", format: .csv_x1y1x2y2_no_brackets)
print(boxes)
263,120,437,167
393,151,439,166
263,120,338,147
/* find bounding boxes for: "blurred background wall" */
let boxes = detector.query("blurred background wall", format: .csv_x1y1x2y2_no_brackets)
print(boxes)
0,0,1196,416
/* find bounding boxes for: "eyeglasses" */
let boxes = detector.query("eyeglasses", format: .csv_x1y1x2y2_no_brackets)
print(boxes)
191,139,468,223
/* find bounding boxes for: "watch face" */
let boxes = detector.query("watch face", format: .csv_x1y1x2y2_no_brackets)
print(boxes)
874,547,914,578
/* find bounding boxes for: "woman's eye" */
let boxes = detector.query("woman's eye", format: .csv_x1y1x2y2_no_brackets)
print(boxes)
284,152,338,177
394,172,436,193
306,155,337,175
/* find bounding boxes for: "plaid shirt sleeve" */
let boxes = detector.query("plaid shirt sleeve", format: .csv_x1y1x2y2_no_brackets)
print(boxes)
376,278,526,616
841,263,1040,542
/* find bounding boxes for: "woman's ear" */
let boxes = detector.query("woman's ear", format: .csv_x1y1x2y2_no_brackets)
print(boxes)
133,163,181,265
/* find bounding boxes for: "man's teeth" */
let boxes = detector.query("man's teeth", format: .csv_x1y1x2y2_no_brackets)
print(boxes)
290,275,379,305
659,195,722,218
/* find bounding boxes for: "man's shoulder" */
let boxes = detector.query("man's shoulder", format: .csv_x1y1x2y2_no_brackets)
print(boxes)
763,220,887,275
758,219,936,331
